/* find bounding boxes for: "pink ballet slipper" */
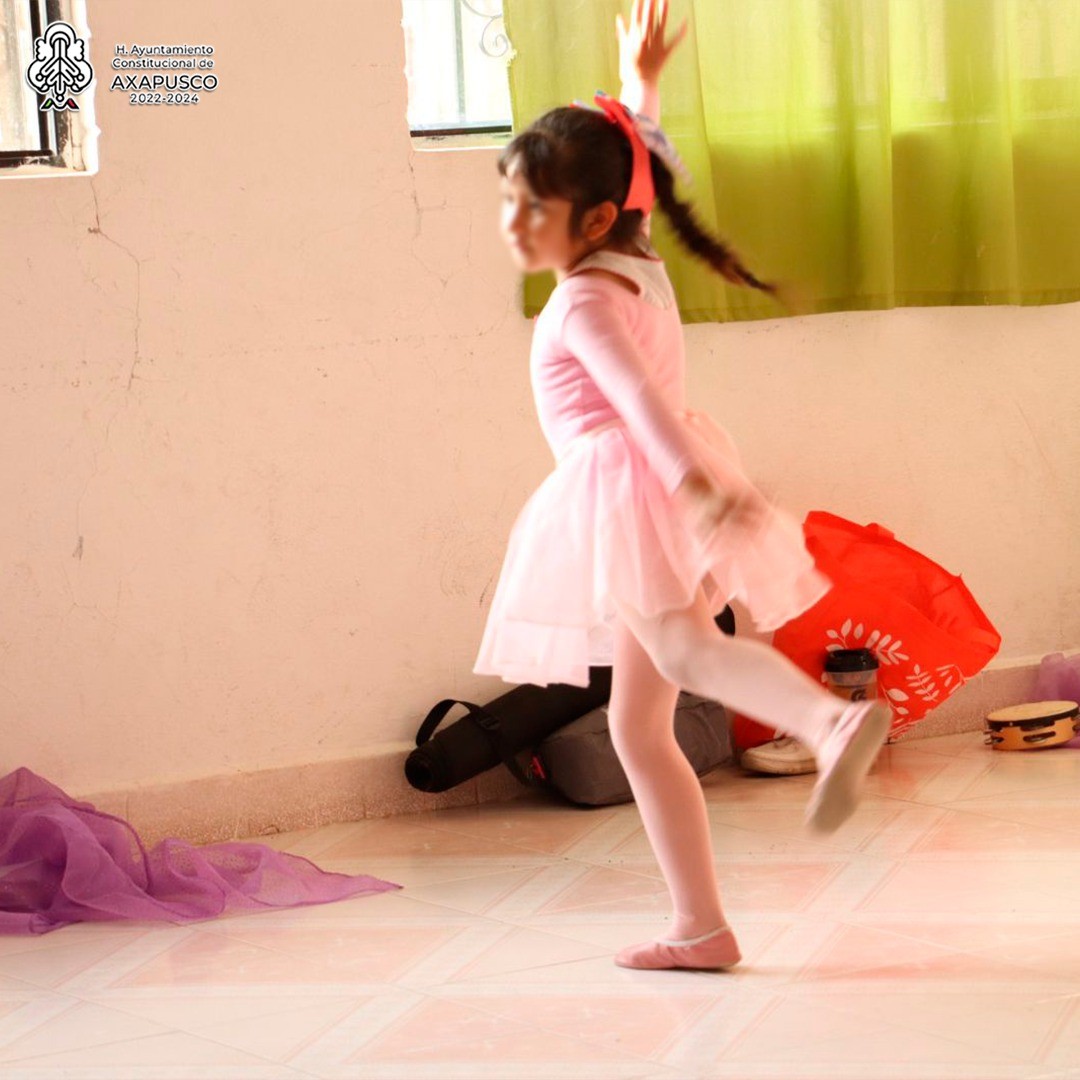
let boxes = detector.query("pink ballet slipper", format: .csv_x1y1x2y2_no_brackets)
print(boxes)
805,699,891,834
614,924,742,970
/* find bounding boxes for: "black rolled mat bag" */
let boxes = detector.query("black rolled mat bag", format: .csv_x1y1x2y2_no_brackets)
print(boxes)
406,607,735,807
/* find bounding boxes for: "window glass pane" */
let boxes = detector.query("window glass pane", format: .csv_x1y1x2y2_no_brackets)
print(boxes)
402,0,511,131
0,0,43,152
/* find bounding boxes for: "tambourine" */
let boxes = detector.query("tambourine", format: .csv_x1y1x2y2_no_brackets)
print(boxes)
984,700,1080,751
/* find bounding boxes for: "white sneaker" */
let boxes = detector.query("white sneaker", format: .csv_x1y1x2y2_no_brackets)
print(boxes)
740,735,817,775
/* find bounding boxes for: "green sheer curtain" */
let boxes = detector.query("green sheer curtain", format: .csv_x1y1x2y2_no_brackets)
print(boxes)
502,0,1080,323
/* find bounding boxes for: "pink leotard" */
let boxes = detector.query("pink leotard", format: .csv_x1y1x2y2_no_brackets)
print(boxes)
530,255,702,496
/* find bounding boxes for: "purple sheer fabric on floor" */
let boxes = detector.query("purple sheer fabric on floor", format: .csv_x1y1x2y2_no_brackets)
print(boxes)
0,767,402,935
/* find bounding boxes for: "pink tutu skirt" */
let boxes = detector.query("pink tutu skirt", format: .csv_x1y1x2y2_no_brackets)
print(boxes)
473,408,832,688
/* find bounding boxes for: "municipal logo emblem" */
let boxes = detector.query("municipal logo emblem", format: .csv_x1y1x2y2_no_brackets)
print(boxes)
25,21,94,111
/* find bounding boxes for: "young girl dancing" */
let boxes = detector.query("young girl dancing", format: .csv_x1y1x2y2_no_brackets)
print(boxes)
473,0,891,971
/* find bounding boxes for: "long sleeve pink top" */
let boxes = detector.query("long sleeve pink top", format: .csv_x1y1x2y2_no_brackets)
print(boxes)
529,265,702,496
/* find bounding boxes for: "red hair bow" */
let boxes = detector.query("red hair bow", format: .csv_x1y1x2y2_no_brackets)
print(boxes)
573,90,655,214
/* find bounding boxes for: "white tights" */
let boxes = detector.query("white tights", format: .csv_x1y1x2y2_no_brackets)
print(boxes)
607,586,847,940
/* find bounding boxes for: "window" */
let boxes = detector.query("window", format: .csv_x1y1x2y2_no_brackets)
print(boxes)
402,0,512,138
0,0,98,177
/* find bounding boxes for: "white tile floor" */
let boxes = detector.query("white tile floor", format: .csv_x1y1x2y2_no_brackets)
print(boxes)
5,731,1080,1078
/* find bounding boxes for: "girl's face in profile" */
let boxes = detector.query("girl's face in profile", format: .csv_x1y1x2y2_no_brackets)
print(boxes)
500,162,594,275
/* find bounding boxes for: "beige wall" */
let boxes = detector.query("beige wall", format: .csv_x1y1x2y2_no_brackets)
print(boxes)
1,1,1077,799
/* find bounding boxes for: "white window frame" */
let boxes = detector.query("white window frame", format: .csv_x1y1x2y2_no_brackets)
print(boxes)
403,0,513,152
0,0,98,179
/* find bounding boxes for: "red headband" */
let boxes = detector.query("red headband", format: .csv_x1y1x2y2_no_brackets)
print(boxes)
572,91,655,214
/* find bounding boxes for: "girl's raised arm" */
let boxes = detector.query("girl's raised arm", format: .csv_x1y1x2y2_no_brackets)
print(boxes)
616,0,687,123
616,0,686,240
620,78,660,125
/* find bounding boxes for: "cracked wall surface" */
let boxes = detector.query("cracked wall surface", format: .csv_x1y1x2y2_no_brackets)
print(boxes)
0,1,1078,796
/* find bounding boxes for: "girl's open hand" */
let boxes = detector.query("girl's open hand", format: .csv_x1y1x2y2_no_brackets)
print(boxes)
616,0,689,87
673,468,767,546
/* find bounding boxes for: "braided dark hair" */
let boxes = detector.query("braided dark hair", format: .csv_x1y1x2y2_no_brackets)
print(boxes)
499,104,785,303
649,153,776,297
